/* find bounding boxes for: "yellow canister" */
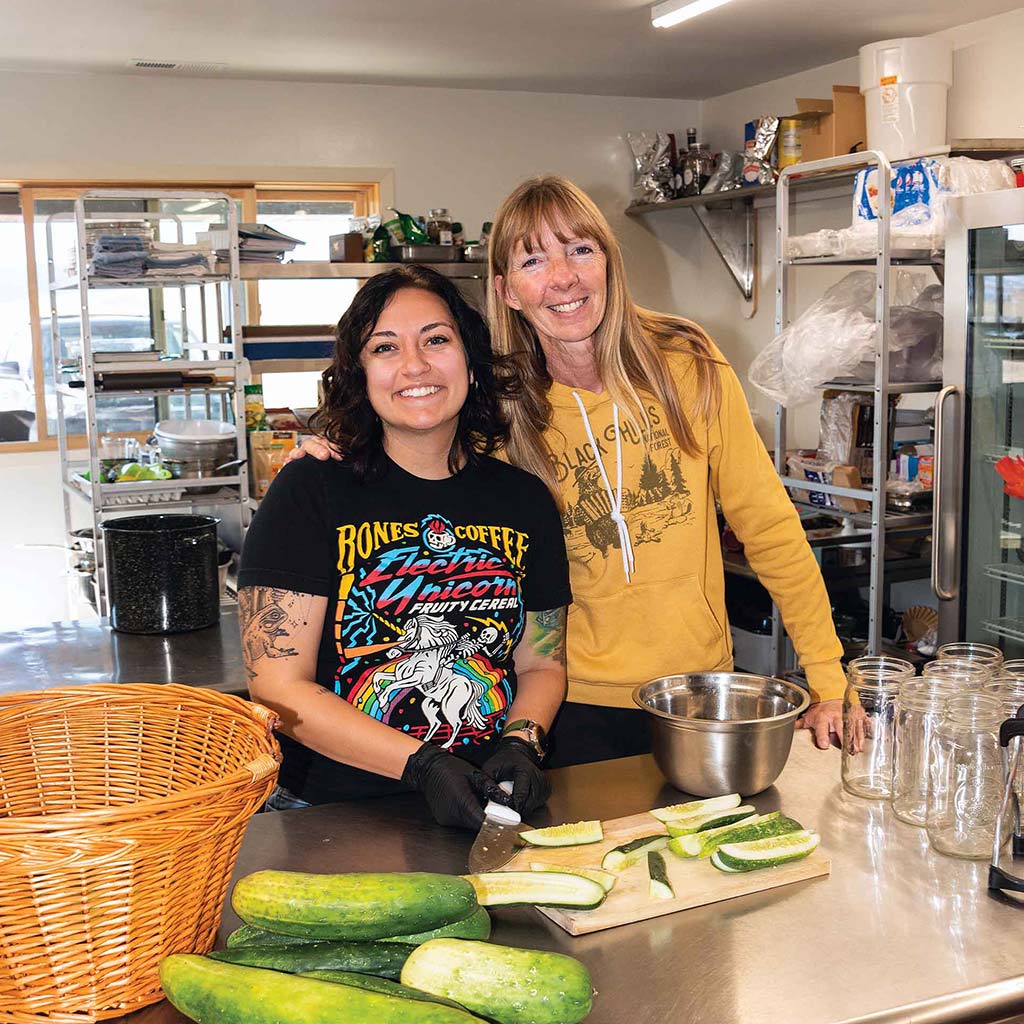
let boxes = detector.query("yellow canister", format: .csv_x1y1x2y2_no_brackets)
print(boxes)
778,117,802,168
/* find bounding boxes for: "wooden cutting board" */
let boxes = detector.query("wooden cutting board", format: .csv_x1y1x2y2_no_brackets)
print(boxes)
504,810,830,936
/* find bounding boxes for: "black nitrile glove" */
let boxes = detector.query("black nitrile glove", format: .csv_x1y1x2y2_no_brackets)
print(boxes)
401,744,503,830
481,737,551,816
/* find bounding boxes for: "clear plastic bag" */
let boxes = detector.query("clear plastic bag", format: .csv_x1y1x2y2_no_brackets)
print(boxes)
749,271,943,406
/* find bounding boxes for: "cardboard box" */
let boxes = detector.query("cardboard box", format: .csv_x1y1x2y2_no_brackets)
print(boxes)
329,232,366,262
793,86,866,163
249,430,298,499
831,464,871,513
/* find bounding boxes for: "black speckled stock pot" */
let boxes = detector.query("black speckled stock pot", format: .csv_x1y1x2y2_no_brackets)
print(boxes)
102,515,220,634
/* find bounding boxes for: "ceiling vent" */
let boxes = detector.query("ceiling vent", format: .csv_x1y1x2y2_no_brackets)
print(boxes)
127,59,228,73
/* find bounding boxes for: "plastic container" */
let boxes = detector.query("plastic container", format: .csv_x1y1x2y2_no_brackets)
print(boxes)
858,37,953,162
103,514,220,634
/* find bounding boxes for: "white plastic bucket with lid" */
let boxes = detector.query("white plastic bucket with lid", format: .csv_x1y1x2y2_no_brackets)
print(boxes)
859,37,953,162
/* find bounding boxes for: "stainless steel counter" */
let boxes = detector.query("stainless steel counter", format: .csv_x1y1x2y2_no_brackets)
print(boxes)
112,735,1024,1024
0,610,248,696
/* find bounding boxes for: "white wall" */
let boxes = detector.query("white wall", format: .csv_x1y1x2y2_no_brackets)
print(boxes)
0,70,699,282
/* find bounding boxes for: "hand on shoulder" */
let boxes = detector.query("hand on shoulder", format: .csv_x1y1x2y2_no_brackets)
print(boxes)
287,434,343,463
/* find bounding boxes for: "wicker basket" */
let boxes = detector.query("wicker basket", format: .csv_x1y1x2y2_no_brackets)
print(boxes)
0,683,280,1023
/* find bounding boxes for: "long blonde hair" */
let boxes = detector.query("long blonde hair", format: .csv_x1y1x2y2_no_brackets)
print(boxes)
487,175,721,505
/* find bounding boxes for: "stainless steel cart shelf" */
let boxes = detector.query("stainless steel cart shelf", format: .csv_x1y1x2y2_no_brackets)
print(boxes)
48,190,249,618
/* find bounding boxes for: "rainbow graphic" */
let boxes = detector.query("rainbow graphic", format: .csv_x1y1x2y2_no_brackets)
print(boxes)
343,654,510,729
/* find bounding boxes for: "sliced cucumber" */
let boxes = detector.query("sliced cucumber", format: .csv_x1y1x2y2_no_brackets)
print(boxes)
715,830,820,872
529,862,617,893
697,815,802,860
667,813,763,858
462,871,606,910
647,851,674,901
519,820,603,847
710,850,742,873
601,833,668,872
649,794,740,823
665,806,756,837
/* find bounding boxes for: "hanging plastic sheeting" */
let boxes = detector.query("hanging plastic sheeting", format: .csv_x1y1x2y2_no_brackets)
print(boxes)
748,271,943,407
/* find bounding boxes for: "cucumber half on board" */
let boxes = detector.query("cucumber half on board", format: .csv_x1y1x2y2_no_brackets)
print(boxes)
601,833,669,872
647,851,674,900
462,871,606,910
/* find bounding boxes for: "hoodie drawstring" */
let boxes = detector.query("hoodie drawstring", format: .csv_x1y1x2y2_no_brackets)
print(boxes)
571,391,635,583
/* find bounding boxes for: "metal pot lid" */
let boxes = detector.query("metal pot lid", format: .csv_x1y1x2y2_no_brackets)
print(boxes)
154,419,235,443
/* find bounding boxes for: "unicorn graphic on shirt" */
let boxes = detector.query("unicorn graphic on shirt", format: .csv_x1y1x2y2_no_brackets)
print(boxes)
370,613,498,748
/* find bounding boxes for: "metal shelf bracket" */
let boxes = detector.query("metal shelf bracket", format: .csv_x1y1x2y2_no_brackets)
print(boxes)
690,198,757,301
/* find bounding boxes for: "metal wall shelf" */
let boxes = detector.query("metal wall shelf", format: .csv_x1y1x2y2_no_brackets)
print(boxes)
816,379,943,394
234,260,487,281
52,274,230,291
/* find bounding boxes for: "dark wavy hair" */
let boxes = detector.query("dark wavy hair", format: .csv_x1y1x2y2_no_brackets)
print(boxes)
310,265,521,480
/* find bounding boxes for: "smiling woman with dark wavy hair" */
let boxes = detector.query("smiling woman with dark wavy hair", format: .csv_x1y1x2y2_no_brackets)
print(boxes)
238,264,571,832
310,265,520,480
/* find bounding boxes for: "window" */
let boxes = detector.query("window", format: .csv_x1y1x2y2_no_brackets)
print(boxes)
0,192,36,443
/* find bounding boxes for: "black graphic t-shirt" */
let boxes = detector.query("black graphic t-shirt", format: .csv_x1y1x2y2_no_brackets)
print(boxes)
239,454,571,803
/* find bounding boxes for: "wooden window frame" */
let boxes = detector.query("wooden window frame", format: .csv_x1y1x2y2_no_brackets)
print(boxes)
2,179,378,453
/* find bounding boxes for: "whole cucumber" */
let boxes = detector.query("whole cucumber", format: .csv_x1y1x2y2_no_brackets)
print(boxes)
226,906,491,949
231,870,477,941
208,940,411,980
298,969,471,1011
160,955,487,1024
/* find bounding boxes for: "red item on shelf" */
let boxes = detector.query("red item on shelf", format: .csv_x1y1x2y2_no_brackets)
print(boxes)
995,455,1024,498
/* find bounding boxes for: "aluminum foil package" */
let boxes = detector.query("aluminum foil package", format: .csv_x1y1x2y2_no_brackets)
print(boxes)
626,132,674,205
702,151,744,193
741,116,780,187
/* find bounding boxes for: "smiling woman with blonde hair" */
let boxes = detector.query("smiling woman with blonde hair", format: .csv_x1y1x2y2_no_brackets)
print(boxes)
486,175,846,765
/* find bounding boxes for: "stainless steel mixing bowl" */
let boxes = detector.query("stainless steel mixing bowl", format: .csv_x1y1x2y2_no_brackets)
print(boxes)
632,672,810,797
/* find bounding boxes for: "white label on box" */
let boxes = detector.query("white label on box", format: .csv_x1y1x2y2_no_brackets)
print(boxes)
1002,359,1024,384
880,75,899,125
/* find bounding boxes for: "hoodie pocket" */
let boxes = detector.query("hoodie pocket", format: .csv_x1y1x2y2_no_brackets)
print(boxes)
569,573,727,688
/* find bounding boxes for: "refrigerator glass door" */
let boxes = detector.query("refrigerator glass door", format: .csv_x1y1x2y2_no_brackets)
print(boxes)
964,221,1024,650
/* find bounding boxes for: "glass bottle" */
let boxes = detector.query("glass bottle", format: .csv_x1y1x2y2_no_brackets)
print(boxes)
695,143,715,193
925,693,1007,859
426,208,453,246
936,642,1004,673
842,656,916,800
892,677,958,825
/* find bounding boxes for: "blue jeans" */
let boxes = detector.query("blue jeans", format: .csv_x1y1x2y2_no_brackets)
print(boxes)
263,784,311,812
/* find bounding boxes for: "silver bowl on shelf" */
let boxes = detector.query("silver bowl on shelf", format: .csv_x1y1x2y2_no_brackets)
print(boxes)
632,672,810,797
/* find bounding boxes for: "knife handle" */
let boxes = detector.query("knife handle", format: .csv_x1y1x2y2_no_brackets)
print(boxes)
484,780,520,825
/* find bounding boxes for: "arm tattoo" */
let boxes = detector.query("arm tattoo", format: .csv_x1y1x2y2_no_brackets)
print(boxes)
529,607,567,666
238,586,313,682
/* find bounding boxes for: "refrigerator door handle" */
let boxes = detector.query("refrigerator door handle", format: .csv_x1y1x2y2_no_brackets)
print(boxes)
932,384,961,601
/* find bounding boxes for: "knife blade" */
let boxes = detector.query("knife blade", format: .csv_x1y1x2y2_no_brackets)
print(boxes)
468,781,530,873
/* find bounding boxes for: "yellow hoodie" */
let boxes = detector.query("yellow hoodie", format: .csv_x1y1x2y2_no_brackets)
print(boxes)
545,343,846,707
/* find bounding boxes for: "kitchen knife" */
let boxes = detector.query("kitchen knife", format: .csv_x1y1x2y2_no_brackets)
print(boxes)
468,781,529,873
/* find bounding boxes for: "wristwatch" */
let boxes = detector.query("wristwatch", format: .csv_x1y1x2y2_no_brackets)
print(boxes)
502,718,548,759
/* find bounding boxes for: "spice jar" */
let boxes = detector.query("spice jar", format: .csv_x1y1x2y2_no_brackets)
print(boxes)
925,693,1007,859
426,208,453,246
842,656,916,800
892,677,959,826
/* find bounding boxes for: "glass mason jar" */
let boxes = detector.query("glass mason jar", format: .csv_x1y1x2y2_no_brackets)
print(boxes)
925,693,1007,859
922,658,992,689
983,676,1024,719
936,642,1004,673
892,677,959,826
997,659,1024,679
842,656,916,800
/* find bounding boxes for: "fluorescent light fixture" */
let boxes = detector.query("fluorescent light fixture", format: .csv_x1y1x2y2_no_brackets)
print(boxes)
651,0,733,28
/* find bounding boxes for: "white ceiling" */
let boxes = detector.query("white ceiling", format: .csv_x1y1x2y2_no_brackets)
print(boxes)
3,0,1019,99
